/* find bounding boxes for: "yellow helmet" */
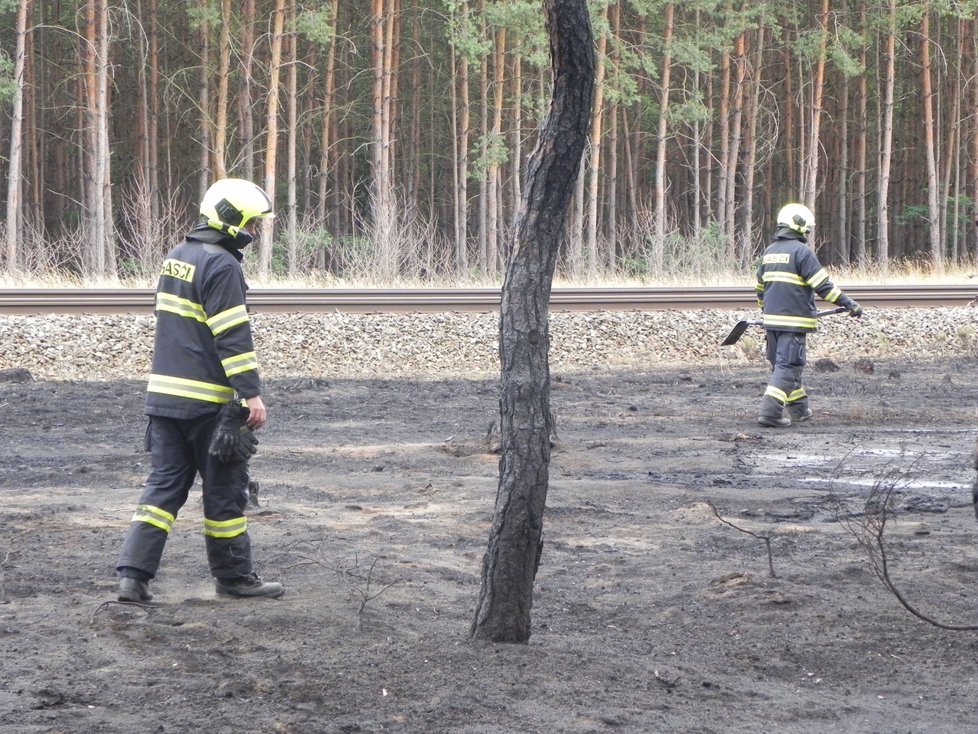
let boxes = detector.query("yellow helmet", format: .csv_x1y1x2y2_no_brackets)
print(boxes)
776,203,815,235
200,178,274,238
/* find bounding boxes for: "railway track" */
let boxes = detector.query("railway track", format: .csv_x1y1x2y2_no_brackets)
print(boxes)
0,285,975,315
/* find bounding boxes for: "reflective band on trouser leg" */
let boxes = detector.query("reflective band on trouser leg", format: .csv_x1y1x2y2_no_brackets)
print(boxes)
786,388,808,404
203,516,248,539
764,385,789,405
118,506,177,578
132,504,175,533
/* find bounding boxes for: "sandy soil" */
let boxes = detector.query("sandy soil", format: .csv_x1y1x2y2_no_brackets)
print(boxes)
1,358,977,733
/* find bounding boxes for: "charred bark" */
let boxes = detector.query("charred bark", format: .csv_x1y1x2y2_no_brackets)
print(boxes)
470,0,594,644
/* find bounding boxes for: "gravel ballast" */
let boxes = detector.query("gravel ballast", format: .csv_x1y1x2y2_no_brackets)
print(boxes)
1,307,976,381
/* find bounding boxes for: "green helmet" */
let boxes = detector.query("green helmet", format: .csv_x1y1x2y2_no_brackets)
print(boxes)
200,178,274,239
776,202,815,236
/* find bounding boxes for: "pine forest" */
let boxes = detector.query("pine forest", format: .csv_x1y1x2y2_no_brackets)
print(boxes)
2,0,978,283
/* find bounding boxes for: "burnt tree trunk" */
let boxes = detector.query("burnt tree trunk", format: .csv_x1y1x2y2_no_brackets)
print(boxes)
470,0,594,644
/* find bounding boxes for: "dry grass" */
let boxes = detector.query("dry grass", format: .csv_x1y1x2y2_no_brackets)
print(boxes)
2,260,977,290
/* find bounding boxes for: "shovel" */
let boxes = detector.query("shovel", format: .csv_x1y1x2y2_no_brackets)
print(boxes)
720,306,848,346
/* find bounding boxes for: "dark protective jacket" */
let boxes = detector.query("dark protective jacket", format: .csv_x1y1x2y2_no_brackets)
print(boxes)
144,225,261,419
755,228,856,333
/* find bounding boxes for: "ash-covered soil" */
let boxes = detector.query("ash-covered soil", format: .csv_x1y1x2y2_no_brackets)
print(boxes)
1,358,976,733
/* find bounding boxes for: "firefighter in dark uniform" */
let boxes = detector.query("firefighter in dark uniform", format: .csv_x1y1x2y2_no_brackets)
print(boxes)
116,178,284,601
755,203,863,428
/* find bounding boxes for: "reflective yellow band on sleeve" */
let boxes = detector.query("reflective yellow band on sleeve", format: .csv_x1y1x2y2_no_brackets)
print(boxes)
221,351,259,377
762,314,818,329
148,374,235,403
132,504,176,533
156,292,207,322
807,268,829,288
762,272,806,286
824,287,841,303
207,305,249,336
203,516,248,539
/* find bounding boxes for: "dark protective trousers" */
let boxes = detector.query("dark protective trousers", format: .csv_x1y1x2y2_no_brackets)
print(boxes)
759,330,810,417
116,414,253,580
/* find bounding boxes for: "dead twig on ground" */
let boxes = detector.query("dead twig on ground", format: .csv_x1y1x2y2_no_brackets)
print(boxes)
834,461,978,632
90,599,155,623
263,538,400,615
344,554,399,614
708,501,778,578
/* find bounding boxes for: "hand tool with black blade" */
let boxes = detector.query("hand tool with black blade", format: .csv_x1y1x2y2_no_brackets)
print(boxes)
720,306,848,346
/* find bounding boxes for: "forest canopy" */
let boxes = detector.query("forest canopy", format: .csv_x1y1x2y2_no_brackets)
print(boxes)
1,0,977,282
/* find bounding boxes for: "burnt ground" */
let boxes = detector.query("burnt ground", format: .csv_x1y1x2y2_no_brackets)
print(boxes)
0,358,977,733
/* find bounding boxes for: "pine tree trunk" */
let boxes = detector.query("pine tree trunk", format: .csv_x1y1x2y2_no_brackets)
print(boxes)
972,23,978,261
941,18,963,262
94,0,114,275
196,3,211,197
477,0,490,274
259,0,286,274
741,26,763,264
878,0,896,269
370,0,386,214
286,5,299,276
724,30,746,258
317,0,340,223
803,0,829,207
585,2,608,275
471,0,594,644
855,4,868,265
717,28,731,242
214,0,232,179
836,11,850,266
652,3,674,262
510,47,523,234
457,3,471,272
148,0,160,220
239,0,256,181
488,26,507,273
4,0,30,273
920,9,942,272
605,0,620,264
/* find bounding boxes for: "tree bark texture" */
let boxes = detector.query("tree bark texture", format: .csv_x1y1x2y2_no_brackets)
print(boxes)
470,0,594,645
258,0,286,274
5,0,30,271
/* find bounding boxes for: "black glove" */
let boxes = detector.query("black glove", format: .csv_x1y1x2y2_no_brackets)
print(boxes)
847,301,863,318
209,402,259,463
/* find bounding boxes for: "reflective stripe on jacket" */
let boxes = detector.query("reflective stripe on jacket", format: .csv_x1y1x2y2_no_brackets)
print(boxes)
755,229,854,333
145,227,261,419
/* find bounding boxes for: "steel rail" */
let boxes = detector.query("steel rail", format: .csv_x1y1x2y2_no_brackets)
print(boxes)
0,285,975,315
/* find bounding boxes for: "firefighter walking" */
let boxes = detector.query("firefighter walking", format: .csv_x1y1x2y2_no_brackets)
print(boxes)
116,178,284,601
755,203,863,428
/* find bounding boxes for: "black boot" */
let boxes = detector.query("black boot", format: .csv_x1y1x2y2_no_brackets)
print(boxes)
215,573,285,599
757,395,790,428
118,577,154,602
788,403,813,423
